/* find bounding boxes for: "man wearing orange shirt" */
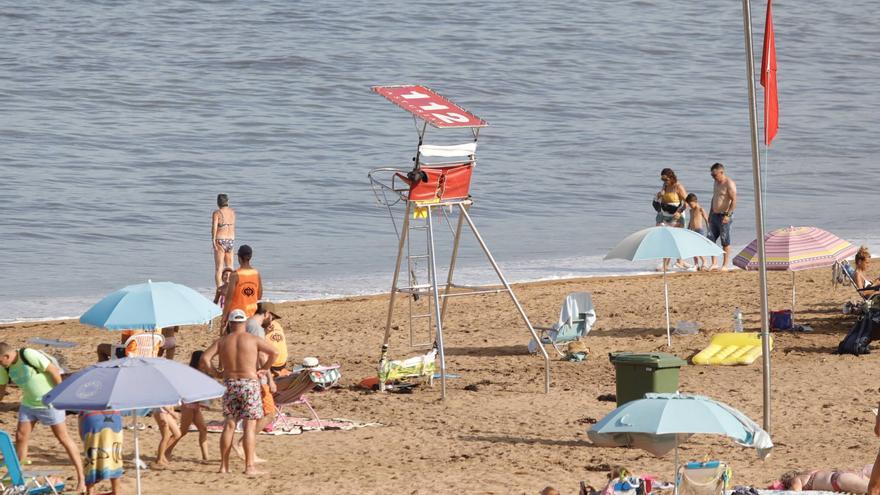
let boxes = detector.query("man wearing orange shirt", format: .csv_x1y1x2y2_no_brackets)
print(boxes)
221,245,262,331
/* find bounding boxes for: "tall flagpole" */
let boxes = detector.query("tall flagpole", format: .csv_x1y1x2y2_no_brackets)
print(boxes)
741,0,773,433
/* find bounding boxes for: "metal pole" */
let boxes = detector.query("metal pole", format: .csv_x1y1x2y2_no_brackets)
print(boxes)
741,0,773,432
664,265,671,347
379,202,412,392
426,206,448,399
133,415,142,495
459,206,551,393
440,206,466,322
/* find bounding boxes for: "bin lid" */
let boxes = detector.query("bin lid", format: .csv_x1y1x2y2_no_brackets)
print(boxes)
609,352,687,368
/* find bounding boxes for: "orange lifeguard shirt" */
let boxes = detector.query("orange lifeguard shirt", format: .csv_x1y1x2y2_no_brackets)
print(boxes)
227,267,261,317
265,320,288,368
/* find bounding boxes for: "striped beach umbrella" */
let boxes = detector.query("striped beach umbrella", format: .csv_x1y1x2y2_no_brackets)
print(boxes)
733,226,857,317
733,226,857,271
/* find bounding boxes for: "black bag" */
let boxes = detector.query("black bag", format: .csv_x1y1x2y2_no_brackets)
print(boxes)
838,313,876,355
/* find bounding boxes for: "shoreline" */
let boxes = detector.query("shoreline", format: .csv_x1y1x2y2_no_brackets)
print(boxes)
0,267,670,326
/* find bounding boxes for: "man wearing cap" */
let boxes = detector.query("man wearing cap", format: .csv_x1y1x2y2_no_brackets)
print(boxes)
221,244,262,332
263,304,290,376
202,309,278,476
245,302,277,340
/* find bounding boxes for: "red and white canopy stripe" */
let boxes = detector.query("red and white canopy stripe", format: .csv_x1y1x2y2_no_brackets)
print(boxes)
733,226,857,271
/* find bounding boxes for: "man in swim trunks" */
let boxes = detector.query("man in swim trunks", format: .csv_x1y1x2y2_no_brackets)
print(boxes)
707,162,737,271
201,309,278,476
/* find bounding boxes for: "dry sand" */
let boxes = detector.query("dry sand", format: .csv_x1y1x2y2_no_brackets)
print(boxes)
1,268,877,494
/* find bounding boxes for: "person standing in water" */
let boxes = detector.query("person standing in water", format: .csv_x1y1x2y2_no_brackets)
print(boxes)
212,194,236,287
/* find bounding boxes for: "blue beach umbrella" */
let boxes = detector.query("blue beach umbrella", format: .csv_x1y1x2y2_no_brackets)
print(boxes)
80,280,220,330
43,358,224,495
588,393,772,493
605,227,723,345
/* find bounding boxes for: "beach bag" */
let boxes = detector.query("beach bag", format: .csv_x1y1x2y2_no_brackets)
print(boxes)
18,348,65,374
838,313,875,355
769,310,792,331
307,365,341,390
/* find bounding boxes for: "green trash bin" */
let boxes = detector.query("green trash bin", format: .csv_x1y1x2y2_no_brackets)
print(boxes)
609,352,688,406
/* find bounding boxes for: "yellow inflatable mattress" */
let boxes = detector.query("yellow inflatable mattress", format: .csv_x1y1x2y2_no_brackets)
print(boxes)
692,332,772,365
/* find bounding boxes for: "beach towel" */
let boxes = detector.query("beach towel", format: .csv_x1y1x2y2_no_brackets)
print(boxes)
79,410,124,486
203,417,382,435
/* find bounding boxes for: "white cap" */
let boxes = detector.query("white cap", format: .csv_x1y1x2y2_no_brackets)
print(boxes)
302,357,319,368
229,309,247,322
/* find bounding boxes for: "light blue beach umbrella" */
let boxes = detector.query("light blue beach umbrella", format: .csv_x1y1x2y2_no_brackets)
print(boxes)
588,393,772,493
43,358,224,495
80,280,220,330
605,227,723,345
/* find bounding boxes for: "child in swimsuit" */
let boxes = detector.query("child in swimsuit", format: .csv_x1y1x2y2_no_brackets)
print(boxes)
686,193,710,270
164,351,211,462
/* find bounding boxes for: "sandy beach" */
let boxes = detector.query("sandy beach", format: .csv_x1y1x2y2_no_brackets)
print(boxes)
1,267,876,494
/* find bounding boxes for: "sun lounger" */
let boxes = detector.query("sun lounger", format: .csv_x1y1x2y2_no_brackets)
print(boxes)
0,430,65,494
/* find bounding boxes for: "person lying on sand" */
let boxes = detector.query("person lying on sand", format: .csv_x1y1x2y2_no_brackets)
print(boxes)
775,465,872,493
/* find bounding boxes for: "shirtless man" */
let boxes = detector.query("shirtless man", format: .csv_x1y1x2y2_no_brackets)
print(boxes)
201,309,278,475
707,162,737,271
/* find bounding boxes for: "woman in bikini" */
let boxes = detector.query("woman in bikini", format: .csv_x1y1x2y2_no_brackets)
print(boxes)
854,246,880,297
653,168,689,270
212,194,236,287
777,465,873,493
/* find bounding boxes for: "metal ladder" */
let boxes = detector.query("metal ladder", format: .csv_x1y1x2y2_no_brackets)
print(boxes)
398,212,436,348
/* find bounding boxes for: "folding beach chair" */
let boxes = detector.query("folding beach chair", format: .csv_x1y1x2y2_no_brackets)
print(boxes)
529,292,597,356
272,372,321,430
677,461,730,495
0,430,65,494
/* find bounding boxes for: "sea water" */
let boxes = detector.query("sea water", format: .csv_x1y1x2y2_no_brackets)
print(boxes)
2,0,879,322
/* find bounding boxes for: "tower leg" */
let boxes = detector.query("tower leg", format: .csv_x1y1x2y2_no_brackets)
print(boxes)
459,205,551,393
380,202,412,392
425,206,448,399
440,206,466,323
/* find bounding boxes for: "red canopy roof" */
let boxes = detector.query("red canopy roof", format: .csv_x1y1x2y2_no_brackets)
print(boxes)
372,85,488,129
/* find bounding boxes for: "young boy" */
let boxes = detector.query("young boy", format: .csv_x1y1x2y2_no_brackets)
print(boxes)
686,193,710,270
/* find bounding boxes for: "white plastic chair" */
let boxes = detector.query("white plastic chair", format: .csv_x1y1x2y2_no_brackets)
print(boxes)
111,332,164,359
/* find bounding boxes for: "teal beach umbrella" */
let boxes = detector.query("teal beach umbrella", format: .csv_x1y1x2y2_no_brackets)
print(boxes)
605,227,723,345
80,280,220,330
588,393,772,494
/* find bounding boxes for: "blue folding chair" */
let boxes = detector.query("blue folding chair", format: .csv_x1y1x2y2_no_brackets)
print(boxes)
0,430,65,494
529,292,597,356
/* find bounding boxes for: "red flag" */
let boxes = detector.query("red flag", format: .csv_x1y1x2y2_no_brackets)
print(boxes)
760,0,778,146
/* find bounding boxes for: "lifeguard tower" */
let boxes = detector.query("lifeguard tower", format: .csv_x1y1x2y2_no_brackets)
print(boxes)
368,85,551,399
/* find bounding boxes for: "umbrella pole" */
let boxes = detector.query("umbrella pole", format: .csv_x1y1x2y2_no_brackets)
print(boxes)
133,415,142,495
664,264,671,347
673,438,679,495
792,271,796,321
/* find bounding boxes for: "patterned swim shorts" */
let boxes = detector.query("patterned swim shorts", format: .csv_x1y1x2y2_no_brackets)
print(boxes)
223,378,263,420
